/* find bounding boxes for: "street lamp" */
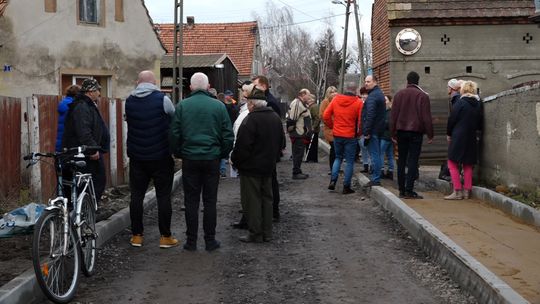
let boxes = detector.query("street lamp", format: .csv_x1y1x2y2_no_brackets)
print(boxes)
332,0,351,93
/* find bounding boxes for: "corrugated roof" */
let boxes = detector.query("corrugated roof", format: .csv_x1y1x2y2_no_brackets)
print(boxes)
387,0,535,20
156,21,258,77
161,53,238,71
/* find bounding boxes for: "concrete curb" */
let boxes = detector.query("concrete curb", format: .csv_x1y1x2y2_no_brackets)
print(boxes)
0,171,183,304
434,179,540,229
319,139,529,303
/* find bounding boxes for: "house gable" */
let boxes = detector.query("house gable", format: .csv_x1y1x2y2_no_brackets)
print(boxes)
0,0,165,98
156,21,259,78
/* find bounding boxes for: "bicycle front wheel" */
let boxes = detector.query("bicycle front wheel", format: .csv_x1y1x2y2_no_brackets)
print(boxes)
32,209,80,303
79,192,97,276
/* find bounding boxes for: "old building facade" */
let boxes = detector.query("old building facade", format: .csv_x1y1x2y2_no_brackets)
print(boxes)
0,0,165,98
371,0,539,160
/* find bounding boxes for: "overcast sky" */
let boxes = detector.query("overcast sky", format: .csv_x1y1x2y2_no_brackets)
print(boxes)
144,0,373,48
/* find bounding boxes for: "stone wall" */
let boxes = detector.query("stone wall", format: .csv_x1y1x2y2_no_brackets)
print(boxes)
480,83,540,192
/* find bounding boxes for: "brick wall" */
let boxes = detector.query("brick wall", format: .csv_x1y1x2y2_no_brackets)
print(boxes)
371,0,391,94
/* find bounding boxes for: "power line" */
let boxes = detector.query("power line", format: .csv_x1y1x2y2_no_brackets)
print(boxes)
260,13,345,30
276,0,318,20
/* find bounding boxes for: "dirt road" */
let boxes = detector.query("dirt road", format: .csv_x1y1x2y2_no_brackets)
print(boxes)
59,155,475,304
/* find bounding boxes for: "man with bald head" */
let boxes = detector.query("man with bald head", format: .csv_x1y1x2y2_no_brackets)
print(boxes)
125,70,178,248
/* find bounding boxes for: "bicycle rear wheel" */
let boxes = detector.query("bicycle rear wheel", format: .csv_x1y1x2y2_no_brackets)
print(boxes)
32,209,80,303
79,192,97,276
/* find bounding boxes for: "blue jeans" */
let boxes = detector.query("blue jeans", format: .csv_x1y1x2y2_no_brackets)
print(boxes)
359,136,370,165
220,158,227,176
331,137,357,187
367,135,382,182
380,139,394,172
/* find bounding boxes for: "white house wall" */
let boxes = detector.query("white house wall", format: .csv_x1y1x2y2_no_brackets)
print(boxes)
0,0,164,98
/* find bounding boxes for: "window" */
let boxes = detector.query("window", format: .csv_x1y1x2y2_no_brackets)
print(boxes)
115,0,124,22
79,0,100,24
44,0,57,13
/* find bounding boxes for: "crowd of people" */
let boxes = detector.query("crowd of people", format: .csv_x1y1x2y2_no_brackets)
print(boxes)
56,69,482,250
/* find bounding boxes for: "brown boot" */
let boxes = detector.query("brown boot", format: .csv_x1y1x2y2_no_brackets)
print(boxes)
444,190,463,200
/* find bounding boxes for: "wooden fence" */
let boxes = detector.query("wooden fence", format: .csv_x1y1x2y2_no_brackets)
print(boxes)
0,95,127,204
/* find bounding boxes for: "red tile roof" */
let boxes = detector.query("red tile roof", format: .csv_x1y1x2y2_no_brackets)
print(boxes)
156,21,258,77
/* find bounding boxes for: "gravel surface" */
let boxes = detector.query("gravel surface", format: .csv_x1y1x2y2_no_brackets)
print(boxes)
63,153,477,304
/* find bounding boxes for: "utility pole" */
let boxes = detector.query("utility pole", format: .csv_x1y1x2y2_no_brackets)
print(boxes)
172,0,183,103
353,0,366,79
339,0,351,93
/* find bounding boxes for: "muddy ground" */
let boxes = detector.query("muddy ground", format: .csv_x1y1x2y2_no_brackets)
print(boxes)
55,154,477,304
0,185,132,287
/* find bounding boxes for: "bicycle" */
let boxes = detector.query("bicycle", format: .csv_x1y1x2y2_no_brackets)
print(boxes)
24,145,100,303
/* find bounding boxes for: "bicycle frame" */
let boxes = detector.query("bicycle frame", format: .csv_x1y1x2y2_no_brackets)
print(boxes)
74,173,97,242
31,146,98,256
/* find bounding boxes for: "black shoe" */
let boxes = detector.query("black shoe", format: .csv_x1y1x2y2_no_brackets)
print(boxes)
360,164,369,173
399,191,406,198
292,173,309,180
183,241,197,251
231,222,248,229
404,191,423,199
365,181,381,187
328,180,336,190
387,171,394,180
205,240,221,251
342,186,355,194
272,217,280,223
239,235,263,243
263,236,273,242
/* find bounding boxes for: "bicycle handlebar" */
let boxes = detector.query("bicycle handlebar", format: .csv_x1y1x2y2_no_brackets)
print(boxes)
23,145,102,161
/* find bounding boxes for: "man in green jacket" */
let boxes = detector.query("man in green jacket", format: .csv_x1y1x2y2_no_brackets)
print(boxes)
170,72,234,251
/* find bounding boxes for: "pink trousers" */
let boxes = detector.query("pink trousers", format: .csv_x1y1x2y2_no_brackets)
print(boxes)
447,160,473,190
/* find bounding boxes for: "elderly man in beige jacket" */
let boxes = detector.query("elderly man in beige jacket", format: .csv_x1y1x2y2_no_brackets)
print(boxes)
287,88,312,179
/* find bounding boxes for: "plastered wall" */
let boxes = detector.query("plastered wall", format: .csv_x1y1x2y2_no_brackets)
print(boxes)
0,0,164,98
481,84,540,192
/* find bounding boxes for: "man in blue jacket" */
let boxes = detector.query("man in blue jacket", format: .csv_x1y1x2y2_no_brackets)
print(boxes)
170,72,234,252
361,75,386,186
125,70,177,249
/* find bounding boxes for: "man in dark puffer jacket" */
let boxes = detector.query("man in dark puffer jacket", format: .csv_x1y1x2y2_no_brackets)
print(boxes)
125,70,178,249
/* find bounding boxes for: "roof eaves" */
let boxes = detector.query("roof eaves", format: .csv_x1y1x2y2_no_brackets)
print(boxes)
140,0,167,53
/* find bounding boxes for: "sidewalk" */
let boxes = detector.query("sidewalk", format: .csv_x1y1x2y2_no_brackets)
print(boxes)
320,140,536,303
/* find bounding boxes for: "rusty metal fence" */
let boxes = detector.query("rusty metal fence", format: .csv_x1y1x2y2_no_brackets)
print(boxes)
0,96,22,201
0,94,127,204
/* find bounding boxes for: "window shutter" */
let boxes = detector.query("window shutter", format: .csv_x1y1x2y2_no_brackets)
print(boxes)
115,0,124,22
44,0,57,13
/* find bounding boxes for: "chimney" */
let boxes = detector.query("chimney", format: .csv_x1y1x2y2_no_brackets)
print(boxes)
187,16,195,29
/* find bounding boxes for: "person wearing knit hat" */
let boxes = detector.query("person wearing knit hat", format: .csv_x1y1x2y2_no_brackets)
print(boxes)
61,77,109,205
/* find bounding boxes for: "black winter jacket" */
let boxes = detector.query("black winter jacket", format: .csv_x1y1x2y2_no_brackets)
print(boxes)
446,95,483,164
231,107,284,177
62,94,110,154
